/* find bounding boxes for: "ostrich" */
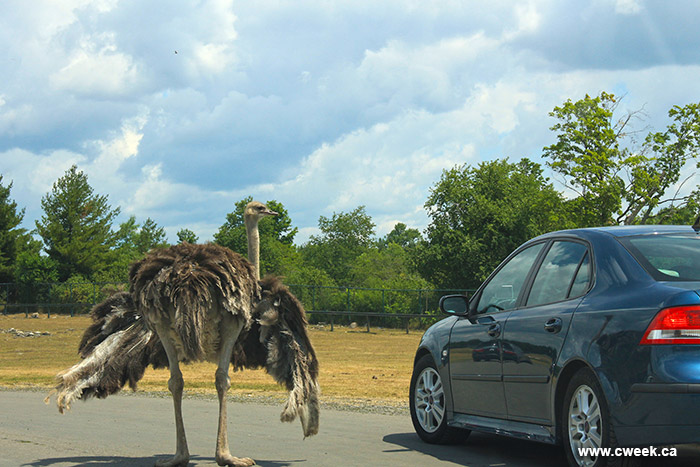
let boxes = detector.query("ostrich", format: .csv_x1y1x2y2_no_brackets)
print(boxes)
244,201,276,280
46,201,320,467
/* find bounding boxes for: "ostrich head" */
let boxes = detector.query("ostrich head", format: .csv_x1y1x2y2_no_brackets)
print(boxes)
248,276,320,438
244,201,278,280
244,201,278,225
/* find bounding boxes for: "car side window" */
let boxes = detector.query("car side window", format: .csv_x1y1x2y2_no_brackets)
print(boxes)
476,243,545,314
568,251,591,298
526,241,588,307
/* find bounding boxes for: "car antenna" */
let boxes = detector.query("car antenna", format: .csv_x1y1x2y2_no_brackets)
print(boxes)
693,214,700,233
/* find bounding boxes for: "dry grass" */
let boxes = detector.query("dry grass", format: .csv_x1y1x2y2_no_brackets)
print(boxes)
0,314,422,404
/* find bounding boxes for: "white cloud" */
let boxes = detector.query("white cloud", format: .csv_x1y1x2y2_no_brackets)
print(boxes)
0,102,33,136
351,33,500,112
504,2,542,39
91,113,147,170
0,147,88,227
49,33,142,97
249,105,483,240
3,0,700,247
468,82,537,134
2,148,87,197
192,42,236,74
615,0,643,15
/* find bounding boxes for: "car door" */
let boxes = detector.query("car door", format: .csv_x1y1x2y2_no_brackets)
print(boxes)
500,239,592,424
449,242,546,418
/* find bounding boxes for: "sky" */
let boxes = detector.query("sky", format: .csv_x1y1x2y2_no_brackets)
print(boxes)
2,0,700,245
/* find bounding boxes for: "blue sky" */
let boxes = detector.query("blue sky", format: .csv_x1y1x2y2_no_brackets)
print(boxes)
2,0,700,244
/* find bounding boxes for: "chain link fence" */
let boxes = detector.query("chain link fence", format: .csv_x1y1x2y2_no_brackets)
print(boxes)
0,282,127,317
1,282,473,331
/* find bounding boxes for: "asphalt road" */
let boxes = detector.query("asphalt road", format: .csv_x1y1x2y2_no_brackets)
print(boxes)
2,389,699,467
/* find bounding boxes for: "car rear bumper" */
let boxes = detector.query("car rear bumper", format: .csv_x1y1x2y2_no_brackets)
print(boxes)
616,425,700,447
614,385,700,446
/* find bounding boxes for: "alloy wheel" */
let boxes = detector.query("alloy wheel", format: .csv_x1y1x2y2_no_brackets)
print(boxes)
568,383,603,467
414,366,446,434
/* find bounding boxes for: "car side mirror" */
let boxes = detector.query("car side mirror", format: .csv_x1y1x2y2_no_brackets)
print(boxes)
439,295,469,316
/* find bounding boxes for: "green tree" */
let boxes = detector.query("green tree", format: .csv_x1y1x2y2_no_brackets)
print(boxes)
349,243,430,288
134,218,168,253
35,165,120,281
302,206,376,284
543,92,628,226
14,243,59,284
347,243,433,323
377,223,422,250
97,216,169,283
544,93,700,226
0,175,28,283
113,216,168,254
623,102,700,223
417,158,570,289
214,197,297,276
645,188,700,225
177,228,199,244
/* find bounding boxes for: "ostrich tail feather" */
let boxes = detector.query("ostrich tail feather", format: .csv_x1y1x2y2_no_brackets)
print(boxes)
254,276,321,437
45,292,167,413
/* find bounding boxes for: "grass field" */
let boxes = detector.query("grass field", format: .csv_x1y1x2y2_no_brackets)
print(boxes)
0,314,423,405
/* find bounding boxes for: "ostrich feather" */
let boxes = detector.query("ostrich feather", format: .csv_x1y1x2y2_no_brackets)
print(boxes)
129,243,259,361
45,292,167,413
243,276,320,437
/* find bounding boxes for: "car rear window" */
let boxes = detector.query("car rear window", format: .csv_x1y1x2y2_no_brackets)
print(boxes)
620,233,700,281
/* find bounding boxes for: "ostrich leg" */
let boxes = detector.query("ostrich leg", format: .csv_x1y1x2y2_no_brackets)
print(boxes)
154,323,190,467
215,315,254,467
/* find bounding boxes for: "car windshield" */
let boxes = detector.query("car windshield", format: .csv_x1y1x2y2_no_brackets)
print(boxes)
621,233,700,281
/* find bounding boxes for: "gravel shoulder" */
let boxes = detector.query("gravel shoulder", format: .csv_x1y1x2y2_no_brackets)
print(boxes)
3,384,409,416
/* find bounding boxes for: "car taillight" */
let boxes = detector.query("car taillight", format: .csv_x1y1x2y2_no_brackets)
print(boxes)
640,305,700,345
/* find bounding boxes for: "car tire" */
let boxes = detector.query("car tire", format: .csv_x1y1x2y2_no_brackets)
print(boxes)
562,368,636,467
410,354,470,445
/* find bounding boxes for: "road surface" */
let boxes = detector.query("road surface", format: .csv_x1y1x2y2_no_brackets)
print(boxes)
1,389,699,466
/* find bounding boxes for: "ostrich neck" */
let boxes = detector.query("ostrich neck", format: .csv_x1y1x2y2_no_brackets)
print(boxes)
245,218,260,280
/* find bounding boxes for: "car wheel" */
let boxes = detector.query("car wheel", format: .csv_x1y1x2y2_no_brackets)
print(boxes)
410,354,469,444
562,368,631,467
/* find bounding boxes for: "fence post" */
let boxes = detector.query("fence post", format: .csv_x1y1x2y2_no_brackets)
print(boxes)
25,283,30,318
45,283,50,318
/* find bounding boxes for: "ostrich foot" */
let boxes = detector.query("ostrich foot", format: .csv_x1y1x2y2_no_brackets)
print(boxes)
215,452,255,466
155,453,190,467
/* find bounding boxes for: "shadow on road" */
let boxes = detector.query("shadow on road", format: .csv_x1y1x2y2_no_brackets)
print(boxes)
23,455,183,466
383,431,567,466
383,432,700,467
24,455,310,467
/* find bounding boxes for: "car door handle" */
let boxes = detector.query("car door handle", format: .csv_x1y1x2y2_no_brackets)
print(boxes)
487,322,501,337
544,317,563,333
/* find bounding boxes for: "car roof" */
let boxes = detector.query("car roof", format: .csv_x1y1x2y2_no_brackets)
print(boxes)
585,225,697,237
532,225,697,242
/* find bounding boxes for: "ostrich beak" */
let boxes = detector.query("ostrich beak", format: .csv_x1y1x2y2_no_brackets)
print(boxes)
263,209,278,217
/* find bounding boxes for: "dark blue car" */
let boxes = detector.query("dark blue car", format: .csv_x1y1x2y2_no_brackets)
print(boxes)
410,225,700,467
